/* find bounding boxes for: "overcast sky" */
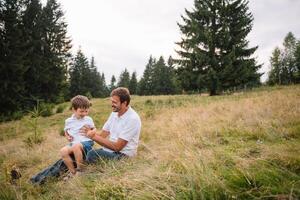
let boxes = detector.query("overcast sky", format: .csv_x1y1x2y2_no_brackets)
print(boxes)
52,0,300,83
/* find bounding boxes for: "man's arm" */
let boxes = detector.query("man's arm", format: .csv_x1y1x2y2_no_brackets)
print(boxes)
82,128,128,152
92,133,128,152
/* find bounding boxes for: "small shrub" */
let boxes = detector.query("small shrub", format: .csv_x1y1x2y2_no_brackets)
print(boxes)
24,134,44,147
145,99,154,106
85,92,93,100
39,103,54,117
0,111,23,122
24,104,44,146
56,104,66,114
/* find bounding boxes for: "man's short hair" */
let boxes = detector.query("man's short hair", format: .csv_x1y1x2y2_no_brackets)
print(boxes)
71,95,91,110
111,87,131,106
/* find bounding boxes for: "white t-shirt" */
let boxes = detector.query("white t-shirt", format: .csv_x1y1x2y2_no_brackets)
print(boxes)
102,107,141,157
64,114,95,144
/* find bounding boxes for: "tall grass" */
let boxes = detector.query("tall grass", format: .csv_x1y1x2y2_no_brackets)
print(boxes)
0,85,299,199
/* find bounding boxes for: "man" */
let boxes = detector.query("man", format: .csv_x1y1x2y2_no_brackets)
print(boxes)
30,87,141,184
81,87,142,162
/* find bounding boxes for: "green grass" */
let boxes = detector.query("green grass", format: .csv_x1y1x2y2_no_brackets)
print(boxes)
0,85,299,199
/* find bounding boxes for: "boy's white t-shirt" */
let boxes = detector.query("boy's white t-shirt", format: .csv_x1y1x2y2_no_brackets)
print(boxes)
64,114,95,144
102,107,141,157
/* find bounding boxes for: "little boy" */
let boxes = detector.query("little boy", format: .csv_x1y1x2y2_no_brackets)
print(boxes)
60,95,95,177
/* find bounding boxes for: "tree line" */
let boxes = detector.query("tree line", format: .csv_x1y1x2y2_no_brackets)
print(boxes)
114,55,180,96
267,32,300,85
0,0,72,121
2,0,297,122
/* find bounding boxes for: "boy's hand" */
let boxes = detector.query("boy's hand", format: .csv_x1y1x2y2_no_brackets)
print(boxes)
65,131,73,142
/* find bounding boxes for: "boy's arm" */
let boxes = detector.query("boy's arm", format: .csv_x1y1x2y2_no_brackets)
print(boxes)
64,131,73,142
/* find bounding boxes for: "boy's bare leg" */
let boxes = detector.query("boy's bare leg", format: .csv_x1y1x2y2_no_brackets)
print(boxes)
60,146,76,174
72,143,84,171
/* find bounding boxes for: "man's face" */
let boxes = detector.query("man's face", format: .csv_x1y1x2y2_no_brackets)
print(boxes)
111,95,126,112
74,108,89,118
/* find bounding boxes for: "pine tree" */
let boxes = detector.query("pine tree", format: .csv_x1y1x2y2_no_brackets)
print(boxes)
138,56,156,95
22,0,45,106
267,32,299,85
294,41,300,83
100,72,109,97
109,75,117,91
267,47,282,85
167,56,181,94
176,0,261,95
129,71,138,95
0,0,27,119
117,68,130,88
69,49,90,97
40,0,71,102
88,56,103,97
281,32,297,84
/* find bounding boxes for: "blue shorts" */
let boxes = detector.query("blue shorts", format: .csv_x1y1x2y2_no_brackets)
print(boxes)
68,140,94,158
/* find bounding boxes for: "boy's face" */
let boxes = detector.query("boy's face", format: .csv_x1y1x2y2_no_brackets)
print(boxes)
73,108,89,119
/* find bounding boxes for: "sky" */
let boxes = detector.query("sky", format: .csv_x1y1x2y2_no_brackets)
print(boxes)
50,0,300,83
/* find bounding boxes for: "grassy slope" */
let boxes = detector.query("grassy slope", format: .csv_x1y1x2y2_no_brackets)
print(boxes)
0,85,299,199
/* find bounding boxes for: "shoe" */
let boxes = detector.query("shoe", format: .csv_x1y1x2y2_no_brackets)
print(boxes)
75,169,83,176
63,172,75,181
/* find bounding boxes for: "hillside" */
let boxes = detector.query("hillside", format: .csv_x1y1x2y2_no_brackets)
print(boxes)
0,85,300,199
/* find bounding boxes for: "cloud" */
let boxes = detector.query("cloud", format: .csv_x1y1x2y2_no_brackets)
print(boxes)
57,0,300,83
248,0,300,81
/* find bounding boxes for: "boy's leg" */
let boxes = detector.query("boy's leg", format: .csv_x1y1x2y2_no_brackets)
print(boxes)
60,146,76,174
71,143,85,171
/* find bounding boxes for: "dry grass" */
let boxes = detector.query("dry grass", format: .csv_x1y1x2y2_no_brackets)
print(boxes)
0,85,300,199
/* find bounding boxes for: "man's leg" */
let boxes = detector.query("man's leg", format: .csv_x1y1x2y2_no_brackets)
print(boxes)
60,146,76,174
86,148,126,163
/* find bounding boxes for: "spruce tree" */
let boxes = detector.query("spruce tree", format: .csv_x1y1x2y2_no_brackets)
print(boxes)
100,72,109,97
176,0,261,95
267,47,282,85
294,41,300,83
69,49,90,97
40,0,71,102
267,32,299,85
22,0,45,106
0,0,26,119
129,71,138,95
281,32,297,84
138,56,156,95
88,56,103,97
167,56,181,94
109,75,117,91
117,68,130,88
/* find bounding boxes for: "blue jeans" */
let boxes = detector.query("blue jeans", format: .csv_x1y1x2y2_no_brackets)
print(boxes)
86,148,127,163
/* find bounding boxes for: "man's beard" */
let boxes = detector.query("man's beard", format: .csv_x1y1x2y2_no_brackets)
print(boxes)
112,106,120,112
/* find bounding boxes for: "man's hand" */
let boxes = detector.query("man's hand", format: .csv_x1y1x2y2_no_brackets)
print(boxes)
65,131,73,142
80,125,96,140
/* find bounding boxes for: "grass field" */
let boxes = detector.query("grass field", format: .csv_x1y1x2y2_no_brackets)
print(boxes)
0,85,300,199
